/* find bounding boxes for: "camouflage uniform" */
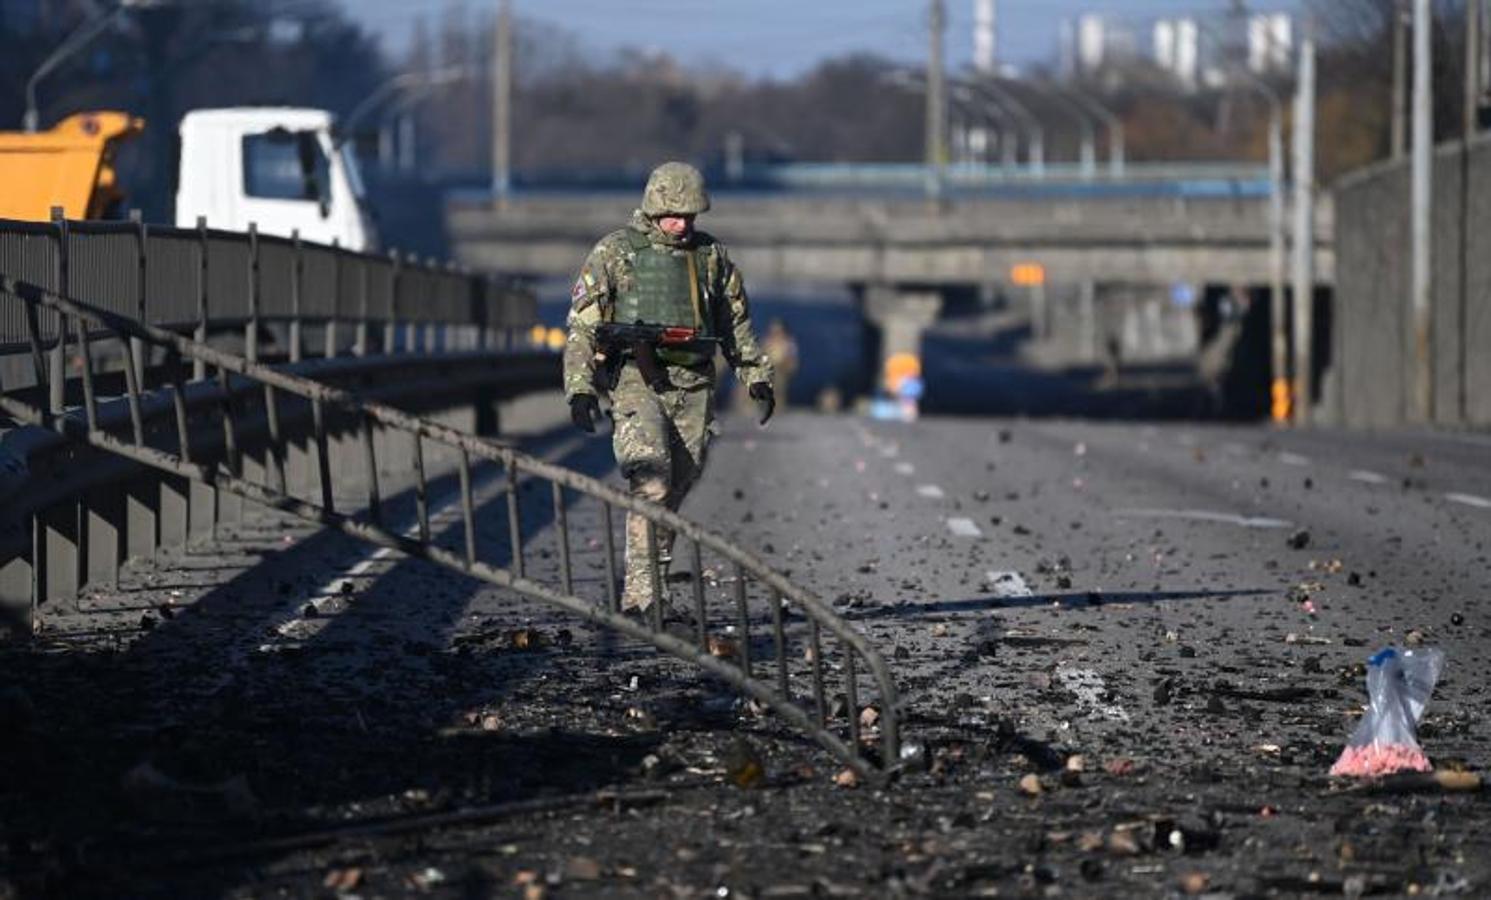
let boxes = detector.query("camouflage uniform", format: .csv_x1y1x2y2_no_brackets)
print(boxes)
564,165,772,611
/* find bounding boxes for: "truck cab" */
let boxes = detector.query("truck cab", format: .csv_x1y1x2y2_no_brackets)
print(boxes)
175,107,376,251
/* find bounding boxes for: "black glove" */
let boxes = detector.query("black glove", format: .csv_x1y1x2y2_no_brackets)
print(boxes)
570,394,601,433
749,382,775,425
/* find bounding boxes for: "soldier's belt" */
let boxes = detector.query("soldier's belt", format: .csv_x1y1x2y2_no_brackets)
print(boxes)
654,346,712,367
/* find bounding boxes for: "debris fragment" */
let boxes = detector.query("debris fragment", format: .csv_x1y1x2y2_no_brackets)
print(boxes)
707,635,739,659
1357,770,1483,794
1017,774,1043,797
1178,871,1210,895
724,738,765,788
834,768,860,788
323,868,362,893
562,857,603,881
508,628,547,650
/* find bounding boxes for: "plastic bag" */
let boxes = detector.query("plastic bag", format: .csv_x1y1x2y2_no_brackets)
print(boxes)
1330,646,1445,777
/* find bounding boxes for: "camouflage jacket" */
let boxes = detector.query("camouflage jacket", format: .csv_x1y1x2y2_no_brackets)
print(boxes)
563,209,773,400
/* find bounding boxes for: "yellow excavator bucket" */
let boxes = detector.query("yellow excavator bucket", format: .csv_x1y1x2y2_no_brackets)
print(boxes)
0,111,144,222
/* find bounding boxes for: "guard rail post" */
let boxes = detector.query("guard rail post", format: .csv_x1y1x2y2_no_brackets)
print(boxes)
193,217,208,381
39,208,80,607
189,217,217,540
48,208,66,417
355,254,369,357
383,249,398,354
289,229,304,364
324,238,341,360
156,214,189,551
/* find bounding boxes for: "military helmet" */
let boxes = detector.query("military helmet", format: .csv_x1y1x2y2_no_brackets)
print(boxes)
641,161,711,217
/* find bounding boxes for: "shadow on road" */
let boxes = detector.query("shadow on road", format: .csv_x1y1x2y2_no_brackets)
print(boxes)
850,588,1274,620
0,422,727,897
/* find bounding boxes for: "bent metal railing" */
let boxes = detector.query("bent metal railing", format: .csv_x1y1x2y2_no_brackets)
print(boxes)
0,275,903,781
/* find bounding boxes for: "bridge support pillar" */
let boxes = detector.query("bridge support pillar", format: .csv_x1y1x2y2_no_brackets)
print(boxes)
40,502,81,608
126,477,159,562
190,482,216,545
0,547,33,638
159,476,191,550
84,489,125,590
860,285,944,391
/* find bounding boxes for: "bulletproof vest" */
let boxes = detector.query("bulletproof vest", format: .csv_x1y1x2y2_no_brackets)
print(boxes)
612,230,715,338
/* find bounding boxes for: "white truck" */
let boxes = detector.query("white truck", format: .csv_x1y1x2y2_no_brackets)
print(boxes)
174,107,376,251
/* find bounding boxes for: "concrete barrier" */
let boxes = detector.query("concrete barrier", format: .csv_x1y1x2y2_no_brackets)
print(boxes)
1330,135,1491,428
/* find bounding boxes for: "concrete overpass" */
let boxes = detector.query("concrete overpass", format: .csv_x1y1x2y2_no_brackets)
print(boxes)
448,170,1335,379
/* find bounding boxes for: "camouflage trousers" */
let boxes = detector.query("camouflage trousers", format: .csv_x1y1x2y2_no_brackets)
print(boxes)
609,363,715,611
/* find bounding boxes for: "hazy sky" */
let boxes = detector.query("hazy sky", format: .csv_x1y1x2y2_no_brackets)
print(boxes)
340,0,1303,79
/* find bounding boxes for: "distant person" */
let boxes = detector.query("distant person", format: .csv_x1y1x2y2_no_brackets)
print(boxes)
762,317,800,408
562,162,775,615
1198,288,1249,415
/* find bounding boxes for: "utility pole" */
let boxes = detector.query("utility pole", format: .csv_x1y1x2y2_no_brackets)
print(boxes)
926,0,948,199
1392,1,1408,159
1410,0,1433,422
1290,31,1316,425
1468,0,1483,138
491,0,513,203
1483,0,1491,121
1266,98,1288,423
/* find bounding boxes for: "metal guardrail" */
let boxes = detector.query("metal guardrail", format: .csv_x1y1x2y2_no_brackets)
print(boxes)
0,276,905,781
0,215,535,401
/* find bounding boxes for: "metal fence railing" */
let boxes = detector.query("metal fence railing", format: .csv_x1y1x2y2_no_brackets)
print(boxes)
0,274,904,781
0,213,535,375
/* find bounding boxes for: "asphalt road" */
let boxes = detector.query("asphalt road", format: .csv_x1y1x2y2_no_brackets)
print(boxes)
4,399,1490,898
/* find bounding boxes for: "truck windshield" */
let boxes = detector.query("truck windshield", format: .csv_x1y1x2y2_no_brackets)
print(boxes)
338,143,367,199
243,129,331,205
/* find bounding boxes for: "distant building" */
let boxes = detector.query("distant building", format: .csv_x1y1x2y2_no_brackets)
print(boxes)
1153,17,1200,90
1247,13,1293,74
1065,13,1138,77
973,0,997,75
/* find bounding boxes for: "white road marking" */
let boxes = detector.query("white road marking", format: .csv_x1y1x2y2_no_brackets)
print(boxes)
1445,492,1491,510
1349,470,1389,485
946,517,982,537
916,484,945,499
985,571,1033,598
1278,451,1311,467
894,462,916,476
1110,508,1293,529
1056,664,1132,723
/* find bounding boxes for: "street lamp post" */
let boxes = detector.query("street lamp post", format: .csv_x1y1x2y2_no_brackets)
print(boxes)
1409,0,1433,422
1063,83,1125,175
1291,30,1317,425
22,0,172,132
984,78,1045,176
340,67,470,145
1035,81,1098,178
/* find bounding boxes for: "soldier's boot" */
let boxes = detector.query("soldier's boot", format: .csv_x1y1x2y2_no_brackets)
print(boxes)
621,476,670,612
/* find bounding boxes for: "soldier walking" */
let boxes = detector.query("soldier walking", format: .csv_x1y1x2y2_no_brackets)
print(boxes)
563,162,775,614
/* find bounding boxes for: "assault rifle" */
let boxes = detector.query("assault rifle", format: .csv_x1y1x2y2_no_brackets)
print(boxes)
595,323,721,391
